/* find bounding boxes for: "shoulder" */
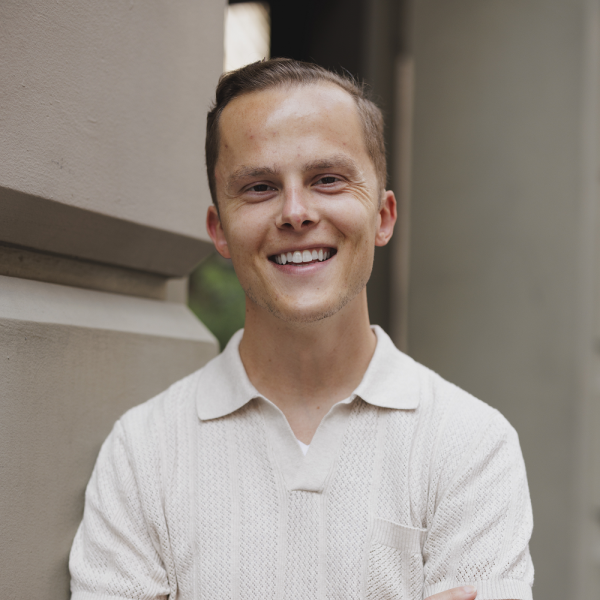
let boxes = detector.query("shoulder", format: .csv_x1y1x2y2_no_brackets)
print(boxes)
88,365,212,506
407,355,516,442
369,328,507,434
113,361,215,467
403,356,522,491
368,328,518,460
121,369,201,431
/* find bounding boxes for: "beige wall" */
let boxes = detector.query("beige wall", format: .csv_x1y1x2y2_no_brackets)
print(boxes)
405,1,600,598
0,1,224,597
0,0,223,275
0,277,217,598
0,0,216,239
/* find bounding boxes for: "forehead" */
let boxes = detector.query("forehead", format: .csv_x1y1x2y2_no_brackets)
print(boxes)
217,83,371,169
221,82,359,124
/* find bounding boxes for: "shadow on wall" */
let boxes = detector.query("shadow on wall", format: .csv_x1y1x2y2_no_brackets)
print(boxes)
188,253,246,350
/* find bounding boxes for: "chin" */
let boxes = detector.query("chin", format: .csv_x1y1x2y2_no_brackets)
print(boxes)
251,289,360,325
273,305,341,325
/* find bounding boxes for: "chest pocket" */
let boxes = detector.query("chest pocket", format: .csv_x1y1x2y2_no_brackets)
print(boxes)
365,518,427,600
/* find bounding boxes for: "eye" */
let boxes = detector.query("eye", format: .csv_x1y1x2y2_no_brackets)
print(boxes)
316,176,340,185
248,183,275,193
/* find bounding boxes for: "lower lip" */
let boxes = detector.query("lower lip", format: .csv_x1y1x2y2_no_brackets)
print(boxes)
271,255,335,273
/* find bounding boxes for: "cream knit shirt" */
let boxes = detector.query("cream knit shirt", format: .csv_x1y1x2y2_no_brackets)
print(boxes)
70,327,534,600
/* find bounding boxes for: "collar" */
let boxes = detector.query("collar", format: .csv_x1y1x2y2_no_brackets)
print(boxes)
195,325,421,421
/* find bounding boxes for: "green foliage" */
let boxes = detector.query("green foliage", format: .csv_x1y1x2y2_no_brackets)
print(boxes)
188,252,246,351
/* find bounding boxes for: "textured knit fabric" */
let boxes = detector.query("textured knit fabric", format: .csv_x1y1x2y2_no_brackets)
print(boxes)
70,326,534,600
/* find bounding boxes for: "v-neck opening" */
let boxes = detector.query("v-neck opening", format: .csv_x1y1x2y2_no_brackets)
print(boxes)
296,438,310,455
257,395,356,492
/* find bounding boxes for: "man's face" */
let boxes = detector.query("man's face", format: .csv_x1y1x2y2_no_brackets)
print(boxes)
208,83,396,324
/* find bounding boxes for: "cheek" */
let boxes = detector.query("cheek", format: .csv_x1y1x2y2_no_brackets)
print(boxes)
327,202,379,243
221,216,270,275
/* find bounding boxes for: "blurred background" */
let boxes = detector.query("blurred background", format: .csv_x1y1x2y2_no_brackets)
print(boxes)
1,1,600,598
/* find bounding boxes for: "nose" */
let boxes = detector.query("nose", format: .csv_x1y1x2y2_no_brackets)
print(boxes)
275,186,318,231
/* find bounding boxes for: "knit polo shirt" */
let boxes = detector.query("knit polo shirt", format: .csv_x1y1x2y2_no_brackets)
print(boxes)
70,326,534,600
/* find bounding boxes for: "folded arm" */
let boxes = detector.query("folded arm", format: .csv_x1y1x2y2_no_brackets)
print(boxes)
421,403,534,600
426,586,517,600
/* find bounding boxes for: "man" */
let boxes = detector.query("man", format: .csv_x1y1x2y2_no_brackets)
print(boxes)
70,59,533,600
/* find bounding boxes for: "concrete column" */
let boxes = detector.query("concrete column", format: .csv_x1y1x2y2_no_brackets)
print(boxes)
0,1,224,597
406,1,600,598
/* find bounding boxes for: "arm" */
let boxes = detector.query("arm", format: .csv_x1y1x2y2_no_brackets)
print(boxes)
422,405,534,600
426,586,518,600
70,419,172,600
427,587,477,600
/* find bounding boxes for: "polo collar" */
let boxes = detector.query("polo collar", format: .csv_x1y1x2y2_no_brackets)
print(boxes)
353,325,421,410
195,325,421,421
195,329,258,420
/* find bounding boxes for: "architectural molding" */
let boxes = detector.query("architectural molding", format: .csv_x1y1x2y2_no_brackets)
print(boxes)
0,187,213,277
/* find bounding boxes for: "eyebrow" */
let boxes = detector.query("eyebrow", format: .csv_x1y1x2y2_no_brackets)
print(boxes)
302,154,362,178
229,165,280,181
226,166,280,194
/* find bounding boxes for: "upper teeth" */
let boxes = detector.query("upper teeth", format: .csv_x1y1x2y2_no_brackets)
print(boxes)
274,248,332,265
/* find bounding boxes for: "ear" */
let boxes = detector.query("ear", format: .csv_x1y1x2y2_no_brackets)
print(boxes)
375,190,397,247
206,205,231,259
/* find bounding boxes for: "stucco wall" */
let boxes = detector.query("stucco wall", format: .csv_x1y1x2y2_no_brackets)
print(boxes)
407,1,600,598
0,1,225,597
0,0,224,275
0,277,218,598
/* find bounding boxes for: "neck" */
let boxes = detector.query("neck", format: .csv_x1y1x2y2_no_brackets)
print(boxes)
239,290,377,443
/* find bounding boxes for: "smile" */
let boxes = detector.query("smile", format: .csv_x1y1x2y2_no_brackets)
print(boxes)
270,247,336,265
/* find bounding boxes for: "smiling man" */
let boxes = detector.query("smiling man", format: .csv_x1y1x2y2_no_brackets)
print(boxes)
70,59,534,600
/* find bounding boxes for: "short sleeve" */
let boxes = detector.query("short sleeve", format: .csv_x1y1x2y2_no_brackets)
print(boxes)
70,420,171,600
422,410,534,600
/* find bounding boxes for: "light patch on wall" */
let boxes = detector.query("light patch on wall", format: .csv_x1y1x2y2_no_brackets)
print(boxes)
224,2,270,72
